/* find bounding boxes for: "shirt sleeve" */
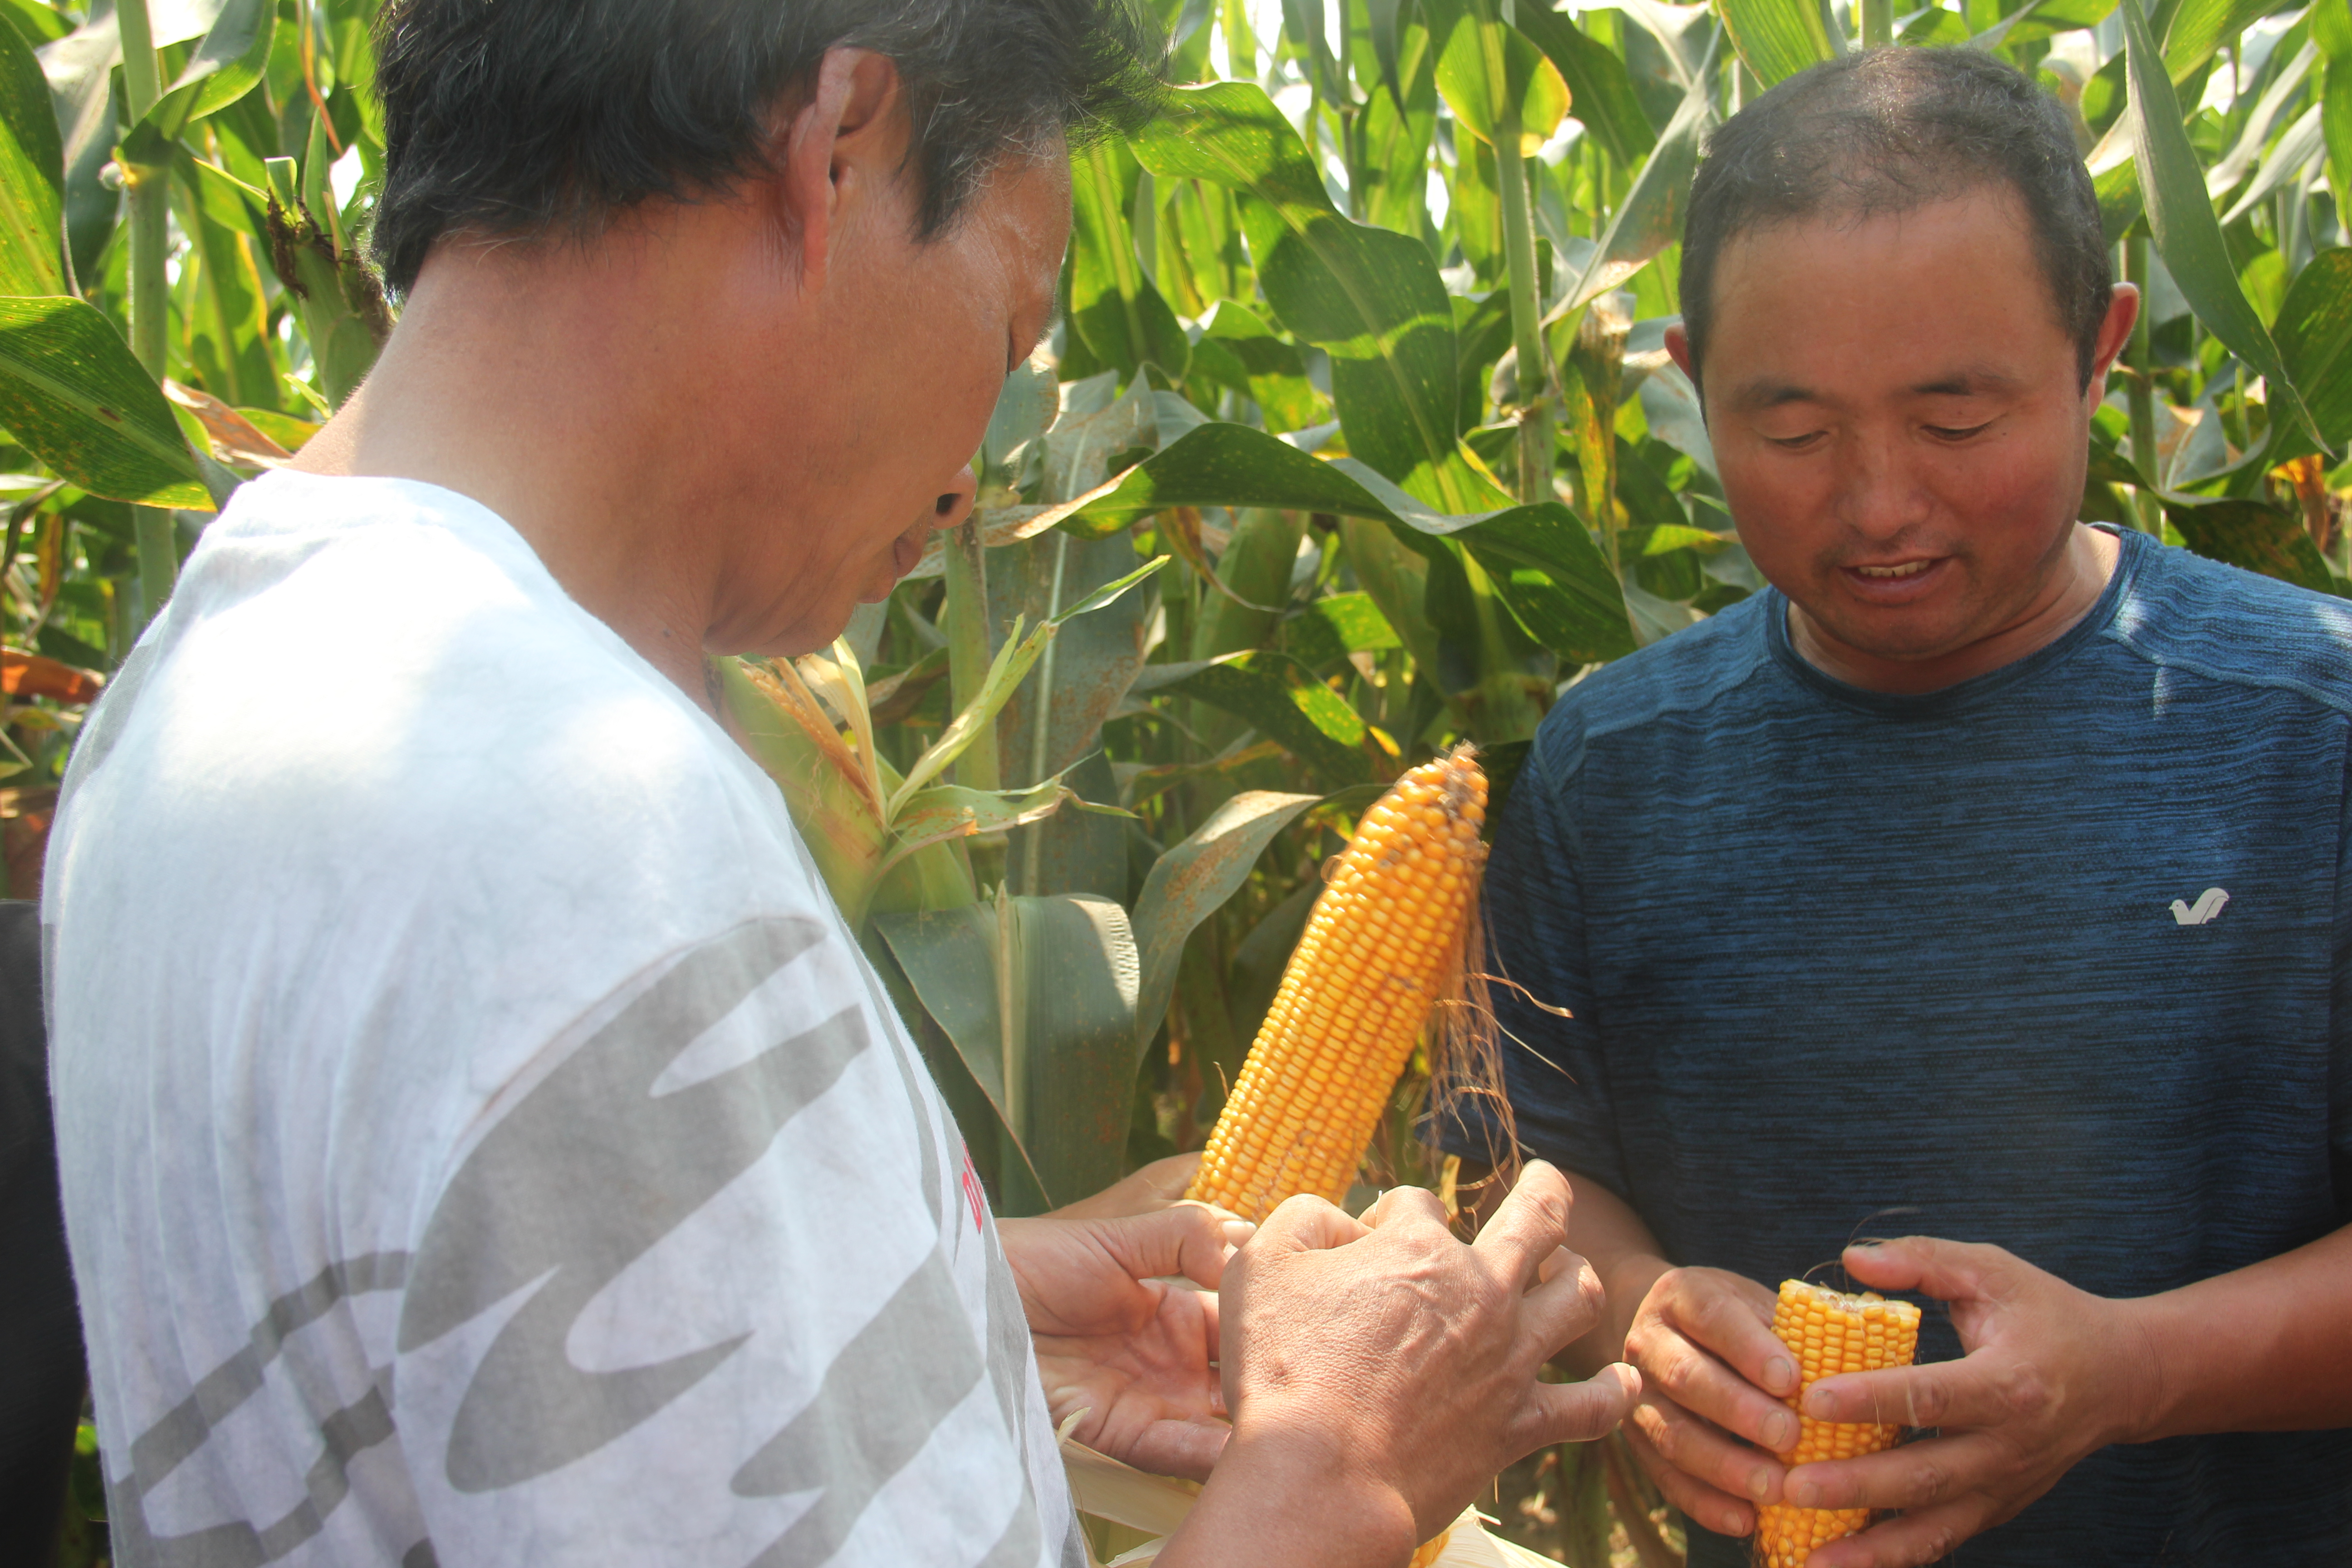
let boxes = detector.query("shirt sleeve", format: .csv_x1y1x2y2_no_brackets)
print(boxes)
1443,725,1630,1203
2332,741,2352,1219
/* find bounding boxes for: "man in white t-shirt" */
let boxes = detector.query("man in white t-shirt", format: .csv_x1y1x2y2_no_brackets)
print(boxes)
43,3,1642,1564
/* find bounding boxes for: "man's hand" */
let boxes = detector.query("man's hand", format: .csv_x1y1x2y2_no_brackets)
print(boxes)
1777,1238,2154,1568
998,1202,1249,1480
1615,1264,1806,1537
1202,1162,1641,1554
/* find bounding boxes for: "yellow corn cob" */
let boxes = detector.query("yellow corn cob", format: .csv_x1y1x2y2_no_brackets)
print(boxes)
1752,1280,1923,1568
1186,745,1486,1222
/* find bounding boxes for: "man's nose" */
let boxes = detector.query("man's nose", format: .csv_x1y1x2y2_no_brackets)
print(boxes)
931,465,979,533
1835,434,1929,539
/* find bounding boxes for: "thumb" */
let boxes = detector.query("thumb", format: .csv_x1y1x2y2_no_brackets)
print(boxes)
1843,1236,2014,1303
1095,1202,1253,1291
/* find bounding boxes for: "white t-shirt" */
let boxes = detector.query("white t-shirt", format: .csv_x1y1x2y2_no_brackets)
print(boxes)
45,471,1082,1568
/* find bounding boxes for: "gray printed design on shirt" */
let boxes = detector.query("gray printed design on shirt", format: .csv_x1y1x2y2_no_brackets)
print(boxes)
105,1255,414,1568
396,916,865,1491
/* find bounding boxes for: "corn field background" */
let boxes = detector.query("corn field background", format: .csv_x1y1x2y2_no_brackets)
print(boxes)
2,0,2345,1560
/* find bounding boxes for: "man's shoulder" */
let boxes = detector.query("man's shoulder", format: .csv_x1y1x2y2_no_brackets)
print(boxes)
2106,536,2352,716
51,470,807,940
1532,590,1778,778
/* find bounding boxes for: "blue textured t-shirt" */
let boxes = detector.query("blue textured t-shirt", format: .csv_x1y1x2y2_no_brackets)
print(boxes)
1462,527,2352,1565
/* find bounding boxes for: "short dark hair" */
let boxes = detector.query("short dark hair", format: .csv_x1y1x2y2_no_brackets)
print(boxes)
368,0,1163,295
1680,46,2112,390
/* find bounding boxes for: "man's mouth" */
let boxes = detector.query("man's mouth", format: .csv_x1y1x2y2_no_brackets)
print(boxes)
1850,560,1934,580
891,533,923,578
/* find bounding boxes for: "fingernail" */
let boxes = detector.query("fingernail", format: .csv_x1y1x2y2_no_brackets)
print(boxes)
1764,1410,1797,1450
1788,1477,1821,1509
1220,1220,1257,1245
1747,1468,1773,1499
1721,1509,1748,1535
1766,1355,1797,1394
1803,1388,1835,1419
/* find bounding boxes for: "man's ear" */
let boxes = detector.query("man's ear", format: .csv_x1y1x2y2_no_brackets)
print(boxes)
773,48,905,296
1664,321,1706,424
2085,283,2141,406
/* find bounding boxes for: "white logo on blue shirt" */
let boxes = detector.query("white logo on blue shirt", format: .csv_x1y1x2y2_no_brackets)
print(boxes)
2170,887,2230,926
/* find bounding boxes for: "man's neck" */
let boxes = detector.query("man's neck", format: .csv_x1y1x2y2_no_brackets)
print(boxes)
289,242,740,708
1788,522,2122,695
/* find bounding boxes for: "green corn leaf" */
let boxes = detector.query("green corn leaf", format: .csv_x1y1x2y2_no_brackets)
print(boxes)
2215,103,2325,226
0,12,65,297
1132,81,1485,512
2273,248,2352,452
2117,0,2331,458
1713,0,1838,90
2165,497,2336,593
1127,788,1326,1058
2159,0,2290,84
1281,590,1404,667
141,0,273,142
1546,43,1716,321
890,557,1166,814
0,296,210,509
1200,299,1324,433
1428,1,1571,154
1133,649,1372,783
2316,1,2352,223
1069,137,1191,385
876,893,1140,1210
881,777,1075,880
1512,2,1659,166
1058,418,1634,665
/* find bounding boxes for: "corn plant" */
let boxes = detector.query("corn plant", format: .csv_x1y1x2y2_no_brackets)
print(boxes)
1,0,2347,1560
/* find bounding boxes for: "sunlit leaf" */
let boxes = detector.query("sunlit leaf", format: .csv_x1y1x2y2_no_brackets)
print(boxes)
1058,419,1634,664
0,296,210,509
0,10,65,297
1069,137,1191,385
1429,2,1572,155
141,0,273,142
1135,650,1372,782
877,893,1141,1210
2273,248,2352,451
1128,789,1325,1058
2117,0,2331,457
1513,2,1659,166
1545,46,1715,321
1132,82,1483,511
1712,0,1838,90
2166,497,2336,593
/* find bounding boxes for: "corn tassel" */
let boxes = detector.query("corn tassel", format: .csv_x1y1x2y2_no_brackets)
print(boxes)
1752,1281,1922,1568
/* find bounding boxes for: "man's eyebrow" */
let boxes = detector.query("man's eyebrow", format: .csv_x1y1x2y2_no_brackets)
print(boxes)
1907,367,2024,397
1725,380,1821,413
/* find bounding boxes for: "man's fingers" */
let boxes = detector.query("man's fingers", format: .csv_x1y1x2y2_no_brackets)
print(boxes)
1521,1362,1642,1449
1518,1248,1609,1353
1116,1416,1234,1485
1470,1161,1574,1288
1358,1183,1452,1231
1637,1322,1803,1454
1806,1499,1986,1568
1626,1384,1790,1517
1622,1420,1757,1540
1802,1355,2048,1432
1049,1152,1205,1220
1095,1203,1242,1291
1249,1192,1372,1254
1784,1430,2007,1514
1671,1272,1803,1402
1841,1235,2016,1306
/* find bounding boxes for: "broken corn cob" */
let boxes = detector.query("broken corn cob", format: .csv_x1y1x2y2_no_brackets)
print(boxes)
1186,745,1486,1223
1752,1280,1923,1568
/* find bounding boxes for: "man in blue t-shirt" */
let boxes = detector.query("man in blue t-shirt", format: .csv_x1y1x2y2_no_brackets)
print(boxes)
1457,46,2352,1567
